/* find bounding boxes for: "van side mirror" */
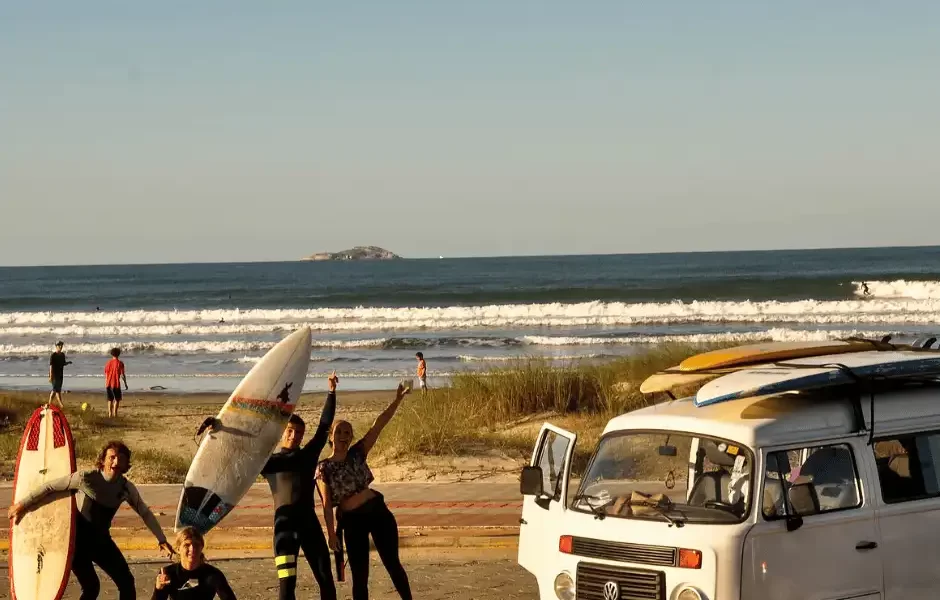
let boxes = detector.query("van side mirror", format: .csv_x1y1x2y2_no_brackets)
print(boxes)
785,482,819,532
520,466,544,496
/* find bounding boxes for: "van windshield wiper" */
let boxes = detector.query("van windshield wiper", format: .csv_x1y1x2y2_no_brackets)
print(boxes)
628,500,685,528
572,493,607,520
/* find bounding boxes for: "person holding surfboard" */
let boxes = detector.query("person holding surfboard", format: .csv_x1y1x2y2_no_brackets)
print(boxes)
316,380,414,600
152,527,236,600
259,371,339,600
8,440,174,599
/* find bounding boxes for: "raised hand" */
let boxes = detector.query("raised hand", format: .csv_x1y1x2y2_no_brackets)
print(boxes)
328,370,339,392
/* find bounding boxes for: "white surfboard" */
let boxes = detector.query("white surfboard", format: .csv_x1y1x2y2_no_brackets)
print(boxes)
175,327,312,533
10,405,76,600
695,350,940,407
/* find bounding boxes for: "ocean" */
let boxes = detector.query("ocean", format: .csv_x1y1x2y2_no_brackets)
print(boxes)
2,246,940,393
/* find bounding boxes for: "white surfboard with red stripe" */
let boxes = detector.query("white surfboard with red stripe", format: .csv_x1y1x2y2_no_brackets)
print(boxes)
10,404,76,600
175,327,312,533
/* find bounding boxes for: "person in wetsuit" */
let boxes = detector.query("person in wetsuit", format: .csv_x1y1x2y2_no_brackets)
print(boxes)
153,527,236,600
8,441,175,600
260,371,338,600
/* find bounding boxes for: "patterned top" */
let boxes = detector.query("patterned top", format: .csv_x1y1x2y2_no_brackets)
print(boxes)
316,441,374,506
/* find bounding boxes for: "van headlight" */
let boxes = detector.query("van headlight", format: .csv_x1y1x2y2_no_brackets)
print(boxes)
554,571,575,600
676,587,705,600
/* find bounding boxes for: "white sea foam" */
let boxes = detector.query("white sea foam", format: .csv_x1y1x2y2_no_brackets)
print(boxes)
456,354,603,362
0,328,901,356
1,299,940,333
852,280,940,300
520,328,896,346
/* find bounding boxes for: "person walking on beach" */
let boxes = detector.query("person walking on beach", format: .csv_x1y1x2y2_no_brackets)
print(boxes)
415,352,428,392
152,527,236,599
317,380,414,600
8,441,175,599
105,348,128,418
260,371,338,600
49,340,72,407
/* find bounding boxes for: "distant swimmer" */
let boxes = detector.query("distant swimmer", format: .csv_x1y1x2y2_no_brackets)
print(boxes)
861,282,871,297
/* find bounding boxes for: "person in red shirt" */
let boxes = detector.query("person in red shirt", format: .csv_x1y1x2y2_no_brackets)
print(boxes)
105,347,128,417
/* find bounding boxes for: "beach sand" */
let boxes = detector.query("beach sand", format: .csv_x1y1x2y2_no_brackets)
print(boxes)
0,388,525,484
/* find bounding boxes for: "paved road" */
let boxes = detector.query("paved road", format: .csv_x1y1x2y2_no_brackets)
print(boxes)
1,483,525,540
1,548,538,600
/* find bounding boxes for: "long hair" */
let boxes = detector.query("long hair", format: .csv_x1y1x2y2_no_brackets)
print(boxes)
95,441,131,471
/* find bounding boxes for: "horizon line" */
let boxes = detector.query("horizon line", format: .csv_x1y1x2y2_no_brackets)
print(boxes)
1,242,938,269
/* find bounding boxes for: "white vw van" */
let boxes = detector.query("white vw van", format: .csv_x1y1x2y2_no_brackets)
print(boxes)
518,379,940,600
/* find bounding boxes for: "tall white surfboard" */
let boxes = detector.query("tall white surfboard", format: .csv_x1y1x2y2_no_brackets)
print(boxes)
10,405,76,600
175,327,312,533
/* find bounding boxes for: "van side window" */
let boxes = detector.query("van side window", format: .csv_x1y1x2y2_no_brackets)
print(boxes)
762,444,861,520
536,431,571,501
873,435,940,503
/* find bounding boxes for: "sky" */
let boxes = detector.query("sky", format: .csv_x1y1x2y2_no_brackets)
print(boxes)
2,2,939,266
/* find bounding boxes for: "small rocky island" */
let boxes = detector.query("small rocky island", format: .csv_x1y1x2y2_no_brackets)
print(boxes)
302,246,401,261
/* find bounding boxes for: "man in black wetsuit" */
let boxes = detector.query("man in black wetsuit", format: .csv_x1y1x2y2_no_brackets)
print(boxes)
260,371,338,600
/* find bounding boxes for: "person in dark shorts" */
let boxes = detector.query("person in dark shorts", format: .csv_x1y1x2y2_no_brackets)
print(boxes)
105,347,128,417
49,340,72,407
152,527,236,599
260,371,338,600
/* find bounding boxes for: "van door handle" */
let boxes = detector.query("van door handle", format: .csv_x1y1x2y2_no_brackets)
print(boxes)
855,541,878,550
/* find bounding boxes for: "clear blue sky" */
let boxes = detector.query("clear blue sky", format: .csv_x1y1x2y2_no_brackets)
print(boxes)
2,2,939,266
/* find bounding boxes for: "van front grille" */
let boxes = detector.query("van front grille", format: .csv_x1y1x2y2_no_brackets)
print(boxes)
570,537,677,567
576,562,665,600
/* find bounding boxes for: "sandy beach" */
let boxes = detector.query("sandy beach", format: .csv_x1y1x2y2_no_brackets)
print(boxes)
0,388,527,484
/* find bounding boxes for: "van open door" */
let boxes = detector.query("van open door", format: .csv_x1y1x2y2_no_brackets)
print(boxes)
518,423,577,576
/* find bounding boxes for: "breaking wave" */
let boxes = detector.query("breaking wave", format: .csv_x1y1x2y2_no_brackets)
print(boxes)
1,297,940,334
0,328,902,356
852,280,940,300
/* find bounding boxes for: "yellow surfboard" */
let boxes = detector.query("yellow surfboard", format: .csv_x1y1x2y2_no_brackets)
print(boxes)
640,368,733,394
677,340,879,373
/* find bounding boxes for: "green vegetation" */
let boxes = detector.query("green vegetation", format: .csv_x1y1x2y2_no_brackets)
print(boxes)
375,343,730,474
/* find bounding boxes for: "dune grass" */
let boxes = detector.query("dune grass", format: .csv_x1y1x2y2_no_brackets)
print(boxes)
0,393,150,479
374,342,731,474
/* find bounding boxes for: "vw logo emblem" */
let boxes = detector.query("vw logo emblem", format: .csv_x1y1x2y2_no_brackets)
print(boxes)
603,580,620,600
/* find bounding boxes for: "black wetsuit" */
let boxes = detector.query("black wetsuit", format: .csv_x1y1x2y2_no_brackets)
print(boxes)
260,391,337,600
151,563,236,600
19,470,167,600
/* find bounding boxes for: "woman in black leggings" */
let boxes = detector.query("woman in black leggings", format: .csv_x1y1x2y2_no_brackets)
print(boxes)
316,381,412,600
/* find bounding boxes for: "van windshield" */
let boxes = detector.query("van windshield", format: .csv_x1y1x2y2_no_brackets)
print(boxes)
573,431,753,524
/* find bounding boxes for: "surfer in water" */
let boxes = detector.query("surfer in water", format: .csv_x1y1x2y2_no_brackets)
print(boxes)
8,441,175,600
316,380,414,600
153,527,236,600
260,371,338,600
861,282,872,297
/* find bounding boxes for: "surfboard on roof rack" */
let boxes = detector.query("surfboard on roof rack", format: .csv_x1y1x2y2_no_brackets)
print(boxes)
676,340,879,373
694,350,940,408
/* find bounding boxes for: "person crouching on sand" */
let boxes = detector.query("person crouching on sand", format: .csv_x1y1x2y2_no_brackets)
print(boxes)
316,380,413,600
153,527,236,599
8,441,175,600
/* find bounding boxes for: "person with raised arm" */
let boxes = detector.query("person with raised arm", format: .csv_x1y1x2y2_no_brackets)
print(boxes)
317,380,413,600
260,371,339,600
